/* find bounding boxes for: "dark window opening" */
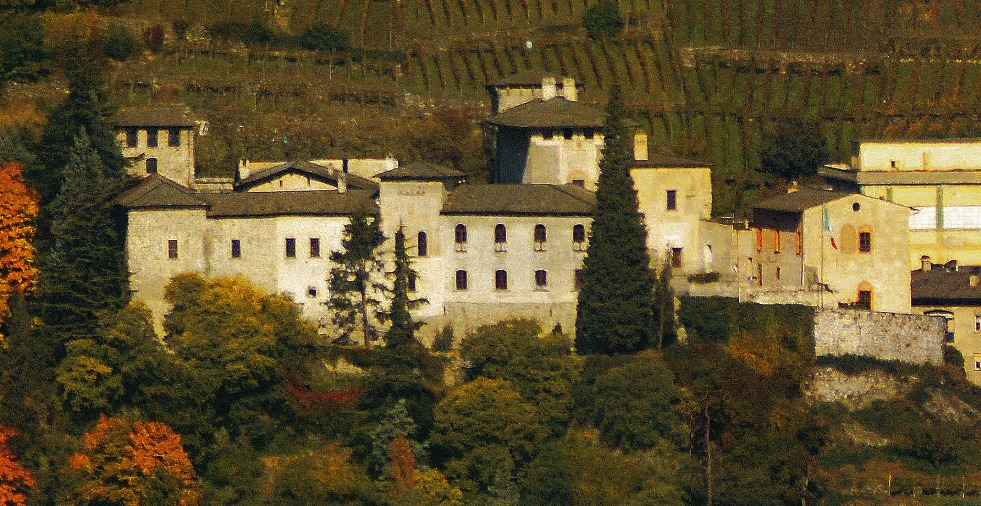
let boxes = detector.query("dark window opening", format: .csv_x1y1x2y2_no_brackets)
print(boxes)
146,158,158,174
495,270,508,290
125,128,138,147
535,269,547,289
168,239,178,259
307,287,318,298
408,272,417,292
310,237,320,258
146,128,158,147
455,224,467,252
572,179,585,188
495,224,507,252
563,128,573,139
859,232,871,252
455,270,468,290
584,129,594,139
168,128,180,147
534,224,547,251
757,263,763,286
573,224,586,251
543,130,553,140
671,248,682,269
231,239,241,258
666,190,677,211
285,238,296,258
418,231,428,257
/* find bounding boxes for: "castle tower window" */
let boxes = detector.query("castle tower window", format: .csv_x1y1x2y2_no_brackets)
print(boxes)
495,270,508,290
168,128,181,147
231,239,241,258
146,158,158,174
495,224,507,252
146,128,158,147
285,238,296,258
167,239,178,259
455,224,467,252
310,237,320,258
408,272,417,292
125,128,137,147
573,224,586,251
857,289,872,309
455,270,468,290
534,224,547,251
672,248,683,269
666,190,677,211
535,269,547,289
418,231,428,257
307,287,318,298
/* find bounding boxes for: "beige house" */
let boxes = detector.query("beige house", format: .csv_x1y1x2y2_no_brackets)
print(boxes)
821,139,981,269
911,261,981,383
736,188,911,314
114,105,199,187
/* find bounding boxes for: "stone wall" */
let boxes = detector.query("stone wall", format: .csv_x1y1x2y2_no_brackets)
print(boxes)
814,310,945,365
805,366,911,409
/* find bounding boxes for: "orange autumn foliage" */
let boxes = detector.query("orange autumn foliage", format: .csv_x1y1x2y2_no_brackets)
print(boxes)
0,162,38,342
389,434,418,494
68,415,198,506
0,426,35,505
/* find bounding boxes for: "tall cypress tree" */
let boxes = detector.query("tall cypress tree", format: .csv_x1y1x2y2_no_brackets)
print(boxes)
575,85,655,354
383,225,423,350
328,212,385,347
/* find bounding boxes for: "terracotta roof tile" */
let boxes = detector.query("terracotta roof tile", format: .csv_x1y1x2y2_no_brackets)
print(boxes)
114,174,208,208
442,183,594,216
236,160,378,191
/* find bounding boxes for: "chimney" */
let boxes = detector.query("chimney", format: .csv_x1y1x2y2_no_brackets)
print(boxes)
633,132,649,161
337,174,347,193
946,259,958,272
921,256,931,271
562,77,577,101
541,77,557,100
238,159,250,180
787,181,799,193
971,274,979,288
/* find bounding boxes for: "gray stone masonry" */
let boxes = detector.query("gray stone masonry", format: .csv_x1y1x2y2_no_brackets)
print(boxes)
814,310,945,365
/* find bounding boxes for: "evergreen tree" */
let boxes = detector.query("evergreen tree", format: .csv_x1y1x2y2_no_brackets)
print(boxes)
328,212,385,347
575,85,655,354
382,225,423,351
35,133,130,339
652,260,677,349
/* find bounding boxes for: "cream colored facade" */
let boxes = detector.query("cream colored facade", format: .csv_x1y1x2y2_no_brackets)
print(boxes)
115,105,197,187
911,264,981,384
737,190,911,314
822,140,981,268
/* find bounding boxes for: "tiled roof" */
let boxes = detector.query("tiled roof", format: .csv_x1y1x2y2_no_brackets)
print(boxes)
204,190,377,218
633,154,712,168
113,105,196,128
485,97,605,129
114,174,209,208
236,160,378,191
912,268,981,305
442,183,595,216
752,188,854,213
377,162,465,181
487,70,574,87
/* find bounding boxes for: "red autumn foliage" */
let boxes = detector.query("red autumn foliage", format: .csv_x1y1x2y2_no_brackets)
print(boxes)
287,377,364,420
0,426,35,506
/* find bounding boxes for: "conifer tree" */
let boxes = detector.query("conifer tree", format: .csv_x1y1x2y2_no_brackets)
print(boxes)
575,85,655,354
328,212,385,347
35,133,129,339
651,260,677,350
382,225,424,351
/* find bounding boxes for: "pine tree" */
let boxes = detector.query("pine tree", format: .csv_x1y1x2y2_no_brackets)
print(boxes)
35,133,130,339
328,212,385,347
575,85,655,354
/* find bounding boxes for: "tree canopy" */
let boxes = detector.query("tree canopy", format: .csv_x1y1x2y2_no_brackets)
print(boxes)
0,162,37,344
759,119,829,181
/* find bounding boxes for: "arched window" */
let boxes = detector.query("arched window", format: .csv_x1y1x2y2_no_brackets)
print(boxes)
454,224,467,252
535,269,547,289
572,224,586,251
146,157,158,174
534,224,547,251
495,224,507,252
418,231,428,257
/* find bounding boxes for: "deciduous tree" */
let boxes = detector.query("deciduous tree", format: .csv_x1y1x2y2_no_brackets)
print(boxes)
759,119,829,182
575,85,655,354
0,162,37,344
0,426,34,506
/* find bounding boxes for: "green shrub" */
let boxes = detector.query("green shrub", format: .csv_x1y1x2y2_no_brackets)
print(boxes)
432,324,454,351
105,24,136,61
582,0,624,39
